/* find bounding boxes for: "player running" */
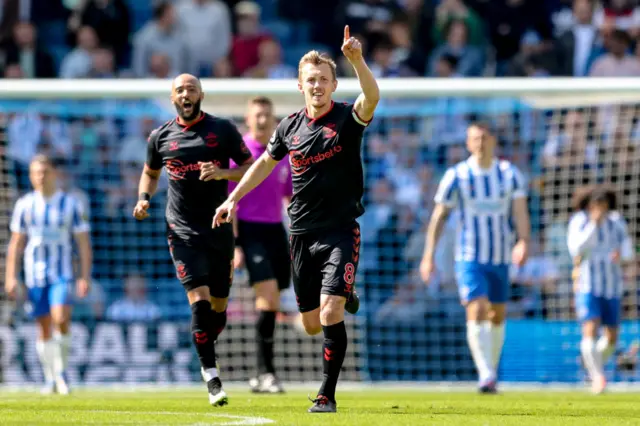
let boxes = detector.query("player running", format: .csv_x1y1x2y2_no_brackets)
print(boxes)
229,96,292,394
420,123,530,393
5,155,92,395
133,74,253,406
213,26,379,413
568,185,633,394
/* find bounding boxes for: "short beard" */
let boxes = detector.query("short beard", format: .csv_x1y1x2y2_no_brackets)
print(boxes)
174,99,202,122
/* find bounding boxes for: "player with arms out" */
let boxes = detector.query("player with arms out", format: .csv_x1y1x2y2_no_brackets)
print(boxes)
568,185,634,394
213,26,379,413
229,96,292,393
420,123,530,393
132,74,253,406
5,155,92,395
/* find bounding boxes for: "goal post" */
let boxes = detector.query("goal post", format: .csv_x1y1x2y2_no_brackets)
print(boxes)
0,78,639,386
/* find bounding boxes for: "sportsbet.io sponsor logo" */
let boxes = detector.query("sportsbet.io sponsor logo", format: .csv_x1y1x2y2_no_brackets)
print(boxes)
289,145,342,175
165,159,221,181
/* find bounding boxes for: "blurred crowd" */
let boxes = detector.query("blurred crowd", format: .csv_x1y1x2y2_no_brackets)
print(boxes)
0,0,640,79
0,0,640,328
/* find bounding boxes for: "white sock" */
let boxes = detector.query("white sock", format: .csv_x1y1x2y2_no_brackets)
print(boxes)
466,321,494,382
596,336,615,365
52,331,71,377
581,337,603,379
36,340,55,383
489,322,505,371
201,367,218,381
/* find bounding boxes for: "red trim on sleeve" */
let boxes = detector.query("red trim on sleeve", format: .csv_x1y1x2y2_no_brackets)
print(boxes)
353,108,373,124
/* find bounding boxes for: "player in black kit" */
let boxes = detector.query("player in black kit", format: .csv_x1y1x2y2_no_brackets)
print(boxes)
133,74,253,407
213,26,379,413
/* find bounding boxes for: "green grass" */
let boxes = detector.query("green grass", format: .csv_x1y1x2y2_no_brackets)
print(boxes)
2,387,640,425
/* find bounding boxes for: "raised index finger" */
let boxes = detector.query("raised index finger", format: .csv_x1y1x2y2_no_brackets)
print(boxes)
344,25,350,41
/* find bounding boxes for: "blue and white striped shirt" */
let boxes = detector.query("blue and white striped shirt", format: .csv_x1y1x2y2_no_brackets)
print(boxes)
434,157,527,265
567,211,633,299
10,190,90,288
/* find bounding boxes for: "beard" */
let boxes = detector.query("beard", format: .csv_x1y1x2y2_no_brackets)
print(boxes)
174,99,202,121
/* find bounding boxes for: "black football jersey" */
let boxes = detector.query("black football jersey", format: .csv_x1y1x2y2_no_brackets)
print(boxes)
147,112,252,243
266,102,371,234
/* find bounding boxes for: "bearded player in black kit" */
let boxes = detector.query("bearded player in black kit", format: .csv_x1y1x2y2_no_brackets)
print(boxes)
133,74,253,407
214,26,379,413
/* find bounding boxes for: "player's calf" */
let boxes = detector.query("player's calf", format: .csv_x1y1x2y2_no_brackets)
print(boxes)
314,296,347,408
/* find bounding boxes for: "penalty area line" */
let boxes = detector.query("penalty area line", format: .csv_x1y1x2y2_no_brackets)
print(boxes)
1,409,275,425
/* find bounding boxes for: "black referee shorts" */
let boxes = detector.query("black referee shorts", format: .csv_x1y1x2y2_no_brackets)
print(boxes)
237,220,290,290
289,221,361,313
167,229,234,299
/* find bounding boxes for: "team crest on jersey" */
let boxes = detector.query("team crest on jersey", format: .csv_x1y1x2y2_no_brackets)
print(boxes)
322,123,337,138
169,141,180,151
205,132,218,147
292,135,300,145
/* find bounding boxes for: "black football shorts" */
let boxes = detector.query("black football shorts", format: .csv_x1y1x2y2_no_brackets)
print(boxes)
168,231,234,298
237,220,290,290
289,221,361,313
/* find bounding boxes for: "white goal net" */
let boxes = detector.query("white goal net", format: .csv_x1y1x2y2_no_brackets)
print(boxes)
0,77,639,386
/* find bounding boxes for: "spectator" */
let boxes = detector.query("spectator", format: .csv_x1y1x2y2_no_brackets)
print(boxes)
335,0,403,50
593,0,640,37
119,117,158,165
464,0,554,76
228,1,271,76
106,274,161,322
132,2,187,78
88,47,116,78
369,35,418,77
79,0,130,67
388,17,426,75
4,21,55,78
243,38,296,79
555,0,604,77
148,53,171,78
428,19,484,77
589,29,640,76
4,63,24,78
176,0,232,76
399,0,436,59
432,0,486,47
59,26,99,78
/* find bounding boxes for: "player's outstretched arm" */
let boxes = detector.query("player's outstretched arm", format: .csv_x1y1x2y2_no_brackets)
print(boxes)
212,151,279,227
420,203,451,284
342,25,379,123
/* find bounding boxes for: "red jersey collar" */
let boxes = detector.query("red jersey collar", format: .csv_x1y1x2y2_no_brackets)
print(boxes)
305,101,334,125
176,111,205,130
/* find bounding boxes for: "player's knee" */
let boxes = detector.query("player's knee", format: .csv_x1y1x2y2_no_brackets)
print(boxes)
301,311,322,336
210,297,228,312
186,281,212,305
604,328,619,345
254,280,280,311
319,296,345,326
465,297,489,321
489,304,507,325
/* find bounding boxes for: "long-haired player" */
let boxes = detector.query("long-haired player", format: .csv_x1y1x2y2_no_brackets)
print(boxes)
568,184,634,394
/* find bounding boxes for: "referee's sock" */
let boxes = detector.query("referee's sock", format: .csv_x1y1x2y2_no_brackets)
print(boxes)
256,310,276,375
318,321,347,402
191,300,218,377
212,309,228,341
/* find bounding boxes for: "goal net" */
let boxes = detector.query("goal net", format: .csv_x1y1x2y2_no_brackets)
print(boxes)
0,78,639,386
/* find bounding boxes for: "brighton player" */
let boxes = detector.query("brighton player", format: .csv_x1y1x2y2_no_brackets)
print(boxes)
213,26,379,412
568,185,633,394
133,74,253,406
420,123,530,393
5,155,92,395
229,96,292,393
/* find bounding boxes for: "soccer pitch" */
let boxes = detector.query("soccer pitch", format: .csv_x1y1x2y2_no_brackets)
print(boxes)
2,384,640,425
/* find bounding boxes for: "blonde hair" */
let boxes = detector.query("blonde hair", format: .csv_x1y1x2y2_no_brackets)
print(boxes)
298,50,337,81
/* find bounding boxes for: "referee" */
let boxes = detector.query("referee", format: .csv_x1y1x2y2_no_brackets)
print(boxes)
230,96,292,393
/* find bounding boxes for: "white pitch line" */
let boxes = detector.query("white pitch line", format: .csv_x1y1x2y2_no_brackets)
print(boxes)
0,409,275,425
